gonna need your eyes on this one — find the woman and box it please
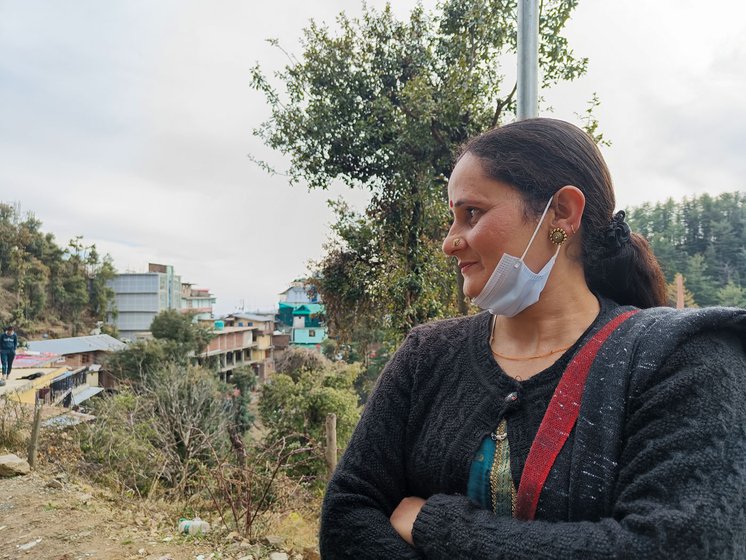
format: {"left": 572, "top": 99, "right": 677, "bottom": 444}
{"left": 319, "top": 118, "right": 746, "bottom": 559}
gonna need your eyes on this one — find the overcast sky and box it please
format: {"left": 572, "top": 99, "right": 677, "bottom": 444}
{"left": 1, "top": 1, "right": 745, "bottom": 314}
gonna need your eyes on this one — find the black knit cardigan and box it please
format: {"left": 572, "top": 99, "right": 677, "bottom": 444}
{"left": 319, "top": 304, "right": 746, "bottom": 559}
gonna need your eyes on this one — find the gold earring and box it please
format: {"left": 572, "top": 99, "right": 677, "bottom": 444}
{"left": 549, "top": 227, "right": 568, "bottom": 246}
{"left": 453, "top": 237, "right": 462, "bottom": 248}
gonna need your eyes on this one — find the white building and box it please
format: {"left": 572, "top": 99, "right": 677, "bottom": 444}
{"left": 107, "top": 263, "right": 182, "bottom": 340}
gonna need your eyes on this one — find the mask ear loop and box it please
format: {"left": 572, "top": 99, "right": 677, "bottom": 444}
{"left": 517, "top": 197, "right": 555, "bottom": 265}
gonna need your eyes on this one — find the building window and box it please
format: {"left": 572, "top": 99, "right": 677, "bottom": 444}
{"left": 238, "top": 322, "right": 244, "bottom": 326}
{"left": 81, "top": 353, "right": 90, "bottom": 364}
{"left": 309, "top": 329, "right": 316, "bottom": 337}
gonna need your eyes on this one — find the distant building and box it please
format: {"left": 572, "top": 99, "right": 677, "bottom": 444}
{"left": 277, "top": 282, "right": 327, "bottom": 350}
{"left": 27, "top": 334, "right": 125, "bottom": 368}
{"left": 279, "top": 282, "right": 320, "bottom": 304}
{"left": 198, "top": 323, "right": 257, "bottom": 382}
{"left": 27, "top": 334, "right": 126, "bottom": 390}
{"left": 0, "top": 352, "right": 107, "bottom": 407}
{"left": 181, "top": 283, "right": 216, "bottom": 321}
{"left": 108, "top": 263, "right": 214, "bottom": 341}
{"left": 223, "top": 313, "right": 276, "bottom": 381}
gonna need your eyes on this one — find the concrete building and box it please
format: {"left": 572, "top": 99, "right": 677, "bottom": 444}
{"left": 108, "top": 263, "right": 190, "bottom": 340}
{"left": 278, "top": 281, "right": 320, "bottom": 305}
{"left": 198, "top": 324, "right": 257, "bottom": 382}
{"left": 223, "top": 313, "right": 276, "bottom": 381}
{"left": 277, "top": 282, "right": 328, "bottom": 350}
{"left": 181, "top": 283, "right": 216, "bottom": 321}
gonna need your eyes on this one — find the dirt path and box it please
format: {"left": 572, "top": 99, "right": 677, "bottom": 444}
{"left": 0, "top": 469, "right": 292, "bottom": 560}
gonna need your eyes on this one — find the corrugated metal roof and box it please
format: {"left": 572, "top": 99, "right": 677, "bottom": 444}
{"left": 71, "top": 386, "right": 105, "bottom": 406}
{"left": 231, "top": 313, "right": 276, "bottom": 322}
{"left": 27, "top": 334, "right": 126, "bottom": 355}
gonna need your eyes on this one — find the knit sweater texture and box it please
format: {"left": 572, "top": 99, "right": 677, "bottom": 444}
{"left": 319, "top": 302, "right": 746, "bottom": 559}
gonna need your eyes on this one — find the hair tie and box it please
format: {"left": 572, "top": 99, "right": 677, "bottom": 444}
{"left": 604, "top": 210, "right": 631, "bottom": 253}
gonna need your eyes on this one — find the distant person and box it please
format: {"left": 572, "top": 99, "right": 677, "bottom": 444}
{"left": 1, "top": 325, "right": 18, "bottom": 382}
{"left": 320, "top": 119, "right": 746, "bottom": 558}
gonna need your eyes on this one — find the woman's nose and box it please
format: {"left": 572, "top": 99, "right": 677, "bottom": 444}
{"left": 442, "top": 232, "right": 464, "bottom": 256}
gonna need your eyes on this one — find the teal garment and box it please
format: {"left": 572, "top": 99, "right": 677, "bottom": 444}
{"left": 467, "top": 435, "right": 496, "bottom": 510}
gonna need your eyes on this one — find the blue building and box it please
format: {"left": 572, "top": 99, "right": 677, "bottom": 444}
{"left": 277, "top": 282, "right": 327, "bottom": 350}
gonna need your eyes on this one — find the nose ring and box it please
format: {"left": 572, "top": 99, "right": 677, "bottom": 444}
{"left": 453, "top": 237, "right": 462, "bottom": 248}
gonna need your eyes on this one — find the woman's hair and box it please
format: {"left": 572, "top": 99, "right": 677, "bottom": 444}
{"left": 460, "top": 118, "right": 667, "bottom": 309}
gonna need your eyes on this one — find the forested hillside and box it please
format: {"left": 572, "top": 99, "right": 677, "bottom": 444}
{"left": 0, "top": 202, "right": 116, "bottom": 338}
{"left": 628, "top": 191, "right": 746, "bottom": 307}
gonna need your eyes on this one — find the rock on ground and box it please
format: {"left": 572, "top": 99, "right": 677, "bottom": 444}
{"left": 0, "top": 453, "right": 30, "bottom": 477}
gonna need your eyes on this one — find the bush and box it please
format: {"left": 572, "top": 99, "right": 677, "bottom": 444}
{"left": 80, "top": 363, "right": 234, "bottom": 495}
{"left": 143, "top": 363, "right": 233, "bottom": 489}
{"left": 0, "top": 396, "right": 31, "bottom": 453}
{"left": 259, "top": 360, "right": 362, "bottom": 479}
{"left": 275, "top": 346, "right": 329, "bottom": 381}
{"left": 79, "top": 390, "right": 165, "bottom": 496}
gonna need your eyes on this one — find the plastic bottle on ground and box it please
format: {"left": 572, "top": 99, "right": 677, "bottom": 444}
{"left": 178, "top": 517, "right": 210, "bottom": 535}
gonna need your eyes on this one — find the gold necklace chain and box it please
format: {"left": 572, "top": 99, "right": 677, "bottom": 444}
{"left": 489, "top": 316, "right": 571, "bottom": 361}
{"left": 491, "top": 346, "right": 571, "bottom": 361}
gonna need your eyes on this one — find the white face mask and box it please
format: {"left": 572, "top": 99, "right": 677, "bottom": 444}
{"left": 472, "top": 197, "right": 559, "bottom": 317}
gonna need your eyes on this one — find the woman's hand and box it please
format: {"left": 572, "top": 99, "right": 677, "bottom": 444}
{"left": 390, "top": 496, "right": 426, "bottom": 546}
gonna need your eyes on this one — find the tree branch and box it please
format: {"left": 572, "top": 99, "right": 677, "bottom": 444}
{"left": 491, "top": 82, "right": 517, "bottom": 128}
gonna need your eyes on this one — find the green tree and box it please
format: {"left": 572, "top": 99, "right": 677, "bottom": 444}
{"left": 105, "top": 339, "right": 170, "bottom": 383}
{"left": 150, "top": 308, "right": 213, "bottom": 354}
{"left": 259, "top": 352, "right": 361, "bottom": 479}
{"left": 230, "top": 366, "right": 257, "bottom": 436}
{"left": 716, "top": 282, "right": 746, "bottom": 308}
{"left": 252, "top": 0, "right": 589, "bottom": 342}
{"left": 89, "top": 255, "right": 117, "bottom": 320}
{"left": 627, "top": 191, "right": 746, "bottom": 307}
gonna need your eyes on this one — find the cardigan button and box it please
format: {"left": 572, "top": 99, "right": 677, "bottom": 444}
{"left": 504, "top": 391, "right": 518, "bottom": 403}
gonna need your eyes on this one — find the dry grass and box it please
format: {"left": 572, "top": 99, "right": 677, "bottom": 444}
{"left": 0, "top": 395, "right": 32, "bottom": 453}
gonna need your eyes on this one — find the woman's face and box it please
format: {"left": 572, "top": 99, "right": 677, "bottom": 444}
{"left": 442, "top": 153, "right": 552, "bottom": 298}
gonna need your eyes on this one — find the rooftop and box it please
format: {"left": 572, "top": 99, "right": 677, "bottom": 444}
{"left": 27, "top": 334, "right": 126, "bottom": 356}
{"left": 12, "top": 352, "right": 62, "bottom": 369}
{"left": 229, "top": 312, "right": 276, "bottom": 322}
{"left": 212, "top": 326, "right": 257, "bottom": 334}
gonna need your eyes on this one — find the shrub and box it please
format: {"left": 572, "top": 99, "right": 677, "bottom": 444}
{"left": 80, "top": 363, "right": 234, "bottom": 495}
{"left": 79, "top": 390, "right": 165, "bottom": 496}
{"left": 0, "top": 396, "right": 31, "bottom": 453}
{"left": 259, "top": 360, "right": 362, "bottom": 479}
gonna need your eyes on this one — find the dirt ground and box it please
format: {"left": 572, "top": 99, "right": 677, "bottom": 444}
{"left": 0, "top": 468, "right": 305, "bottom": 560}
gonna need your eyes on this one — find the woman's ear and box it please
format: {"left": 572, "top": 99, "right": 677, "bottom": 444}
{"left": 552, "top": 186, "right": 585, "bottom": 234}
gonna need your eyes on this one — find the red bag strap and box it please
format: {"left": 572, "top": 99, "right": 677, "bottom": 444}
{"left": 514, "top": 309, "right": 639, "bottom": 521}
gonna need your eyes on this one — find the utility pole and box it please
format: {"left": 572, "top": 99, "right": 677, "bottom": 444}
{"left": 517, "top": 0, "right": 539, "bottom": 120}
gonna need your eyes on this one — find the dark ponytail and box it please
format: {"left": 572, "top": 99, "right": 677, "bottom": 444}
{"left": 460, "top": 118, "right": 667, "bottom": 309}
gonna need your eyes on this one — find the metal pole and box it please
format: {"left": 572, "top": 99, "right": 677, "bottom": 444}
{"left": 517, "top": 0, "right": 539, "bottom": 120}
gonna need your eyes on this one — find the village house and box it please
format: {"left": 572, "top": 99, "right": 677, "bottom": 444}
{"left": 0, "top": 352, "right": 105, "bottom": 408}
{"left": 222, "top": 312, "right": 277, "bottom": 381}
{"left": 197, "top": 322, "right": 257, "bottom": 382}
{"left": 277, "top": 281, "right": 328, "bottom": 350}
